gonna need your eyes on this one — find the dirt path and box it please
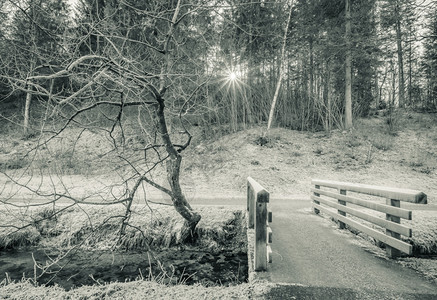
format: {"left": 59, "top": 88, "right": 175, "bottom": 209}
{"left": 263, "top": 198, "right": 437, "bottom": 299}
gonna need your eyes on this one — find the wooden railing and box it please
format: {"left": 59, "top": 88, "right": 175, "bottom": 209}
{"left": 247, "top": 177, "right": 272, "bottom": 271}
{"left": 311, "top": 179, "right": 427, "bottom": 258}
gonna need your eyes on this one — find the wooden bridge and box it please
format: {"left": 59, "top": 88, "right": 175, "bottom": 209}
{"left": 246, "top": 177, "right": 437, "bottom": 299}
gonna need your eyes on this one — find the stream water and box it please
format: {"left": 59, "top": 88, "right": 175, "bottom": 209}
{"left": 0, "top": 247, "right": 248, "bottom": 290}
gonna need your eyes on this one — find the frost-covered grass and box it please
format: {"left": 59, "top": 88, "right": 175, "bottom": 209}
{"left": 0, "top": 279, "right": 263, "bottom": 300}
{"left": 0, "top": 205, "right": 246, "bottom": 253}
{"left": 407, "top": 210, "right": 437, "bottom": 255}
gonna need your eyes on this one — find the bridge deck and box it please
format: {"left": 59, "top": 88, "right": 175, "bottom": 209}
{"left": 191, "top": 196, "right": 437, "bottom": 298}
{"left": 264, "top": 198, "right": 437, "bottom": 299}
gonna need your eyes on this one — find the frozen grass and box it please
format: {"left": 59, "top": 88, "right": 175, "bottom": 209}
{"left": 0, "top": 279, "right": 257, "bottom": 300}
{"left": 0, "top": 205, "right": 246, "bottom": 253}
{"left": 407, "top": 211, "right": 437, "bottom": 255}
{"left": 0, "top": 227, "right": 41, "bottom": 249}
{"left": 397, "top": 257, "right": 437, "bottom": 283}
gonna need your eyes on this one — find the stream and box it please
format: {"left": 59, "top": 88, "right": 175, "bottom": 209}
{"left": 0, "top": 247, "right": 248, "bottom": 290}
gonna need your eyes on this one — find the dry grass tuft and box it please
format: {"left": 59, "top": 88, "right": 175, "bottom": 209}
{"left": 195, "top": 207, "right": 246, "bottom": 252}
{"left": 0, "top": 227, "right": 40, "bottom": 250}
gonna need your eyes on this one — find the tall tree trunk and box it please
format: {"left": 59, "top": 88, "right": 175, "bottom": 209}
{"left": 327, "top": 68, "right": 332, "bottom": 131}
{"left": 344, "top": 0, "right": 353, "bottom": 129}
{"left": 23, "top": 86, "right": 32, "bottom": 135}
{"left": 24, "top": 4, "right": 37, "bottom": 137}
{"left": 266, "top": 2, "right": 293, "bottom": 131}
{"left": 408, "top": 26, "right": 413, "bottom": 106}
{"left": 395, "top": 1, "right": 405, "bottom": 108}
{"left": 309, "top": 36, "right": 314, "bottom": 102}
{"left": 391, "top": 61, "right": 396, "bottom": 107}
{"left": 374, "top": 70, "right": 380, "bottom": 109}
{"left": 246, "top": 23, "right": 254, "bottom": 126}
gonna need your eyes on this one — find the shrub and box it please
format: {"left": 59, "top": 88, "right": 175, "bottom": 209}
{"left": 346, "top": 134, "right": 362, "bottom": 148}
{"left": 0, "top": 227, "right": 41, "bottom": 250}
{"left": 0, "top": 157, "right": 27, "bottom": 171}
{"left": 370, "top": 135, "right": 394, "bottom": 151}
{"left": 254, "top": 136, "right": 269, "bottom": 146}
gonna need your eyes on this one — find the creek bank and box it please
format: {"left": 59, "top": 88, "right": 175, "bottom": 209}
{"left": 0, "top": 205, "right": 248, "bottom": 290}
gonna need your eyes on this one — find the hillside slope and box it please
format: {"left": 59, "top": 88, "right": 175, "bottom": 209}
{"left": 0, "top": 110, "right": 436, "bottom": 204}
{"left": 182, "top": 111, "right": 437, "bottom": 203}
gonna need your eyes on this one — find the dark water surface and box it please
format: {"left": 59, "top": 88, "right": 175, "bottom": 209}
{"left": 0, "top": 248, "right": 248, "bottom": 290}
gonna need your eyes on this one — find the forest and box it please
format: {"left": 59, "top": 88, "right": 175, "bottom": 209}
{"left": 0, "top": 0, "right": 436, "bottom": 135}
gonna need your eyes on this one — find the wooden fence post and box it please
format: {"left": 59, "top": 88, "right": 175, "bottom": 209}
{"left": 338, "top": 189, "right": 347, "bottom": 229}
{"left": 386, "top": 198, "right": 401, "bottom": 258}
{"left": 247, "top": 182, "right": 254, "bottom": 229}
{"left": 313, "top": 185, "right": 320, "bottom": 214}
{"left": 254, "top": 190, "right": 269, "bottom": 271}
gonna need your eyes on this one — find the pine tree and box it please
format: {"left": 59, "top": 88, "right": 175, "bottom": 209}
{"left": 379, "top": 0, "right": 417, "bottom": 108}
{"left": 422, "top": 6, "right": 437, "bottom": 110}
{"left": 7, "top": 0, "right": 70, "bottom": 134}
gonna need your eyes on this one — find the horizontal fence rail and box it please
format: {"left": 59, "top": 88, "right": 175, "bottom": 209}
{"left": 311, "top": 179, "right": 427, "bottom": 258}
{"left": 312, "top": 180, "right": 427, "bottom": 204}
{"left": 247, "top": 177, "right": 272, "bottom": 271}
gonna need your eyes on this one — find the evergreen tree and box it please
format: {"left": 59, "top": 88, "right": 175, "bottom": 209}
{"left": 352, "top": 0, "right": 378, "bottom": 116}
{"left": 6, "top": 0, "right": 70, "bottom": 134}
{"left": 379, "top": 0, "right": 417, "bottom": 108}
{"left": 290, "top": 0, "right": 378, "bottom": 130}
{"left": 422, "top": 6, "right": 437, "bottom": 110}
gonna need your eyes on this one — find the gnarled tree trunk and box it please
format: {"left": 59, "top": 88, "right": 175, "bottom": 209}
{"left": 154, "top": 97, "right": 201, "bottom": 240}
{"left": 151, "top": 0, "right": 201, "bottom": 239}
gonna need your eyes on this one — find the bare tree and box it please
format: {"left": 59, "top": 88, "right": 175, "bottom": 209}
{"left": 0, "top": 0, "right": 213, "bottom": 242}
